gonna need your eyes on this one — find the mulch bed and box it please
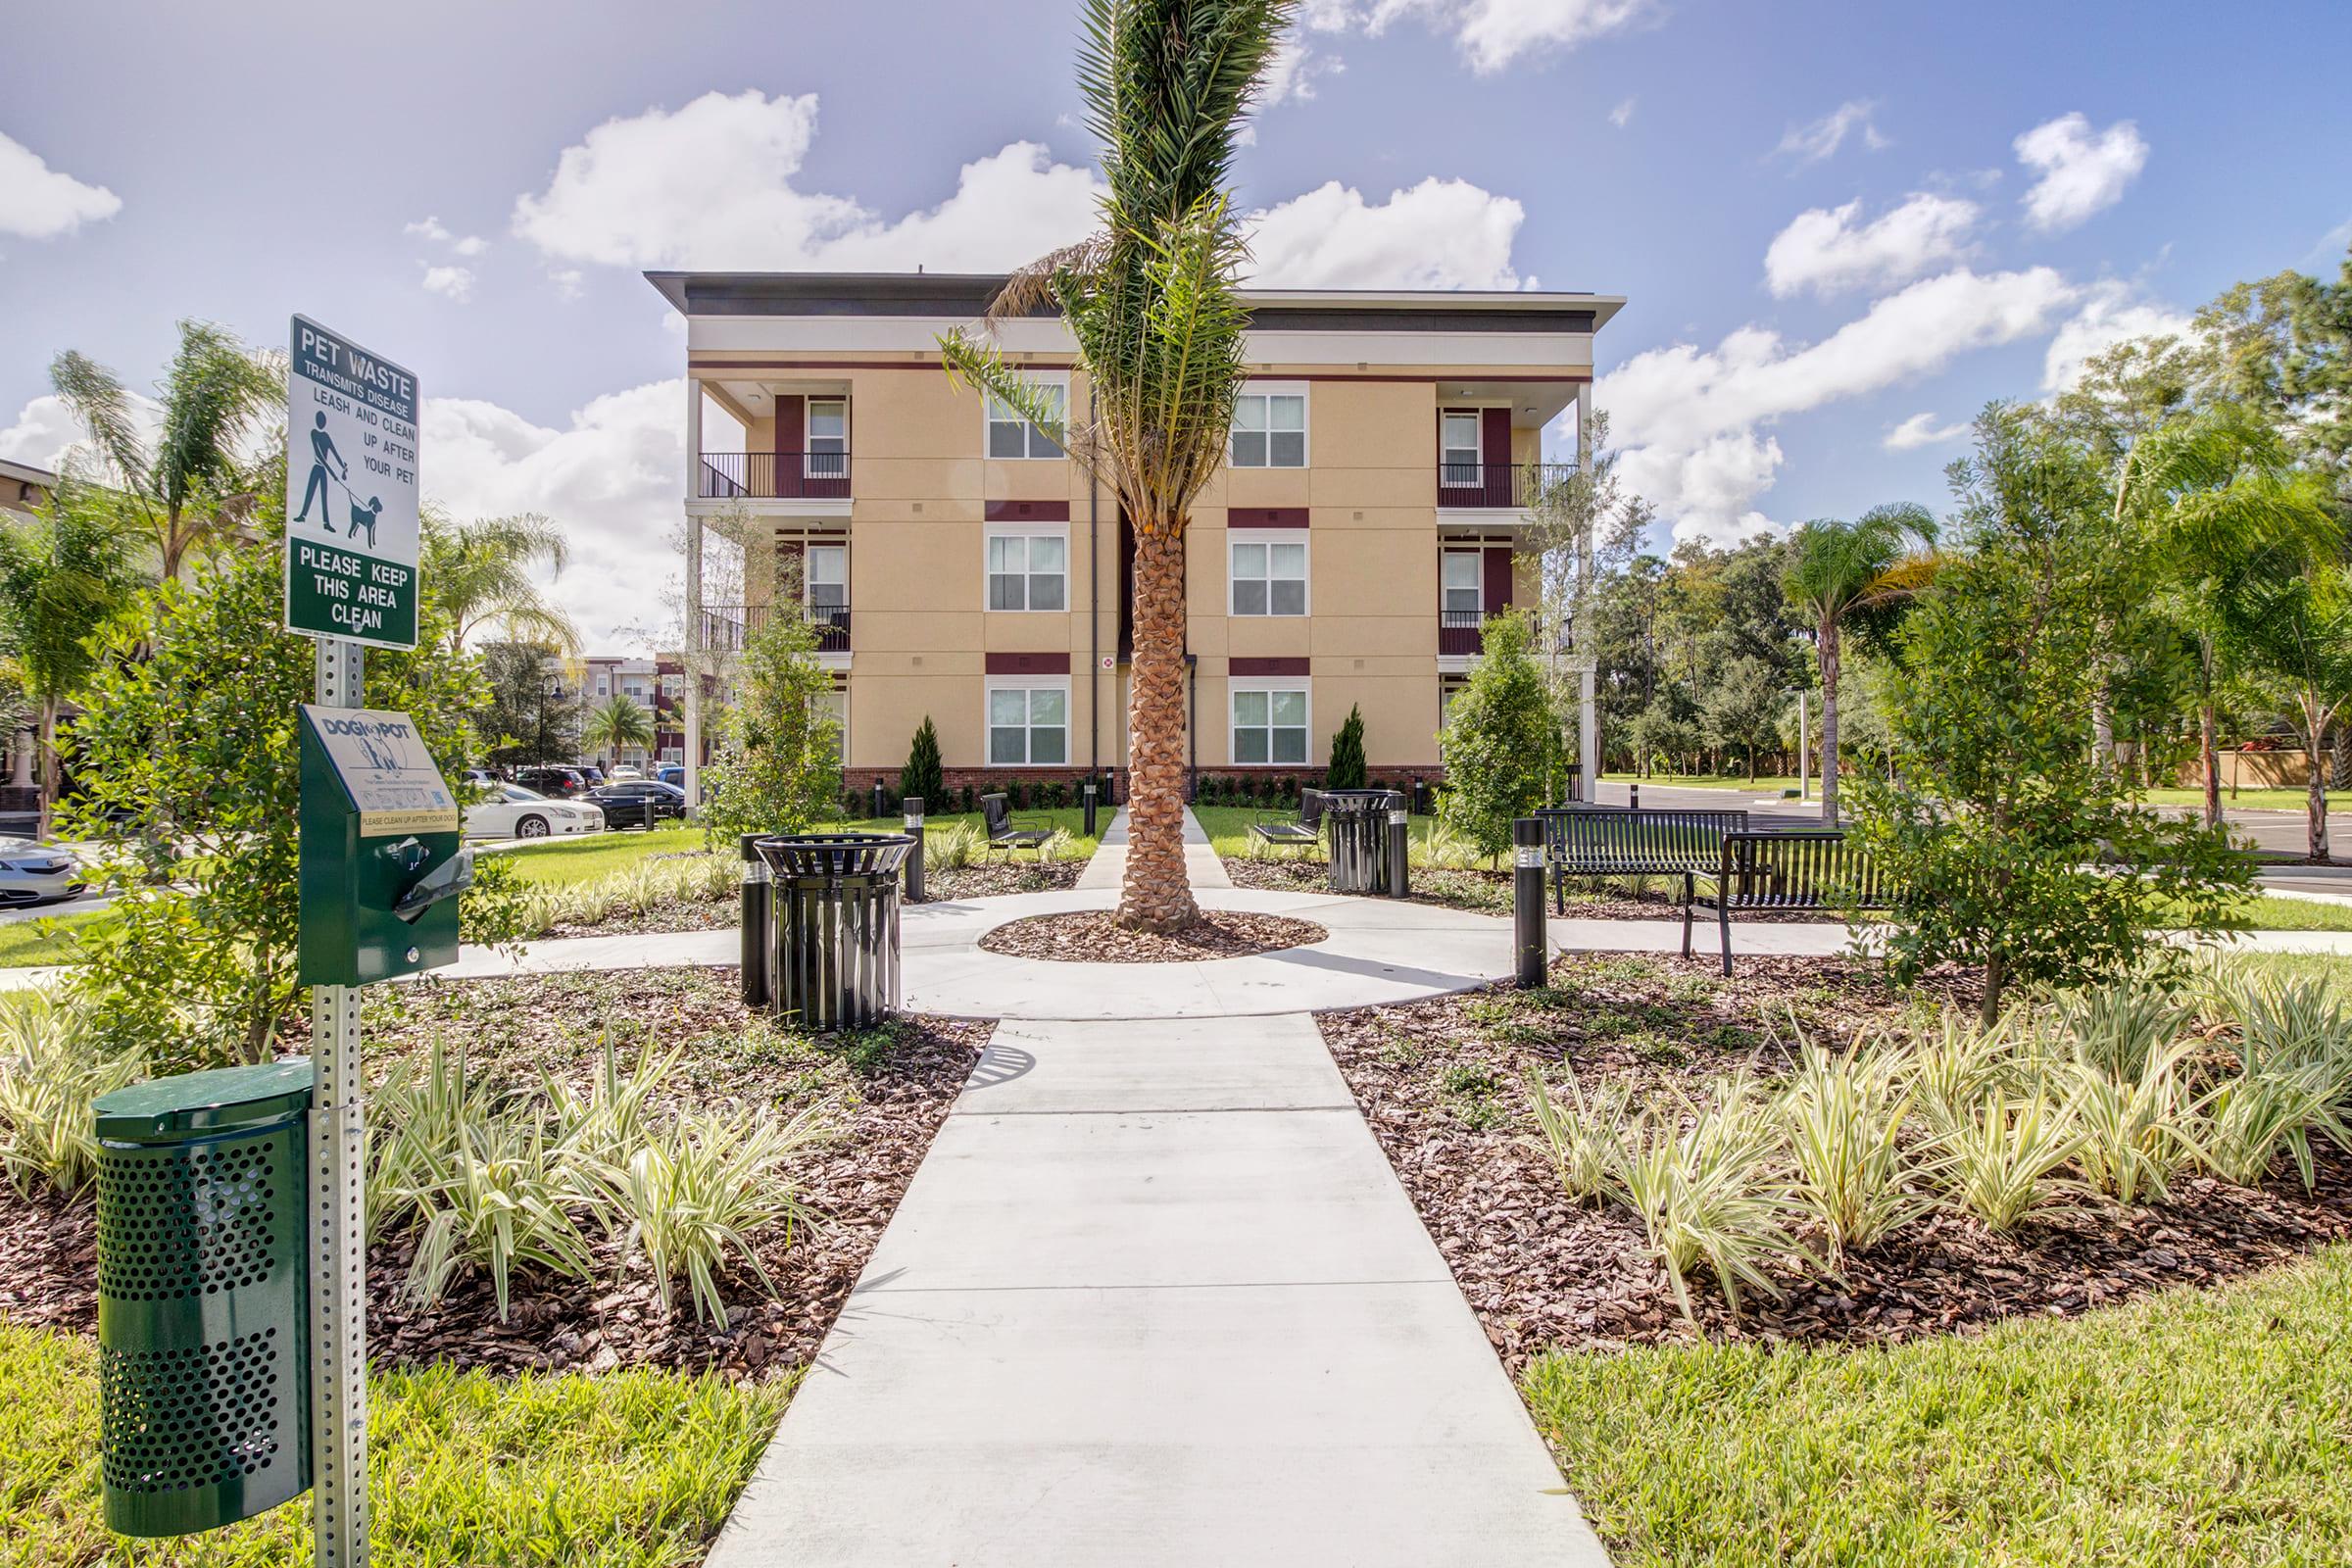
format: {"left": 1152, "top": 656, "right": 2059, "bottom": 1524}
{"left": 1223, "top": 854, "right": 1841, "bottom": 924}
{"left": 913, "top": 858, "right": 1085, "bottom": 901}
{"left": 0, "top": 968, "right": 986, "bottom": 1383}
{"left": 545, "top": 897, "right": 735, "bottom": 939}
{"left": 979, "top": 908, "right": 1329, "bottom": 962}
{"left": 1318, "top": 952, "right": 2352, "bottom": 1368}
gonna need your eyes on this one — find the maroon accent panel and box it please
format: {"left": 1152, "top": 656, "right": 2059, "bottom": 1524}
{"left": 1483, "top": 547, "right": 1513, "bottom": 612}
{"left": 772, "top": 395, "right": 804, "bottom": 460}
{"left": 985, "top": 652, "right": 1072, "bottom": 675}
{"left": 1481, "top": 407, "right": 1512, "bottom": 466}
{"left": 1227, "top": 507, "right": 1308, "bottom": 529}
{"left": 985, "top": 499, "right": 1071, "bottom": 521}
{"left": 1230, "top": 657, "right": 1310, "bottom": 677}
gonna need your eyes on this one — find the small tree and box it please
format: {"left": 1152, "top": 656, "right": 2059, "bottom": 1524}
{"left": 699, "top": 612, "right": 840, "bottom": 847}
{"left": 1326, "top": 704, "right": 1367, "bottom": 791}
{"left": 901, "top": 715, "right": 945, "bottom": 809}
{"left": 60, "top": 522, "right": 483, "bottom": 1066}
{"left": 1698, "top": 656, "right": 1784, "bottom": 781}
{"left": 1847, "top": 407, "right": 2251, "bottom": 1025}
{"left": 582, "top": 692, "right": 655, "bottom": 766}
{"left": 2219, "top": 549, "right": 2352, "bottom": 860}
{"left": 1438, "top": 612, "right": 1554, "bottom": 858}
{"left": 476, "top": 640, "right": 582, "bottom": 766}
{"left": 0, "top": 483, "right": 141, "bottom": 837}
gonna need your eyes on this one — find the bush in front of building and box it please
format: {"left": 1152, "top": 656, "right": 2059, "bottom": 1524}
{"left": 1437, "top": 611, "right": 1557, "bottom": 861}
{"left": 700, "top": 612, "right": 840, "bottom": 849}
{"left": 900, "top": 716, "right": 945, "bottom": 810}
{"left": 1327, "top": 705, "right": 1368, "bottom": 791}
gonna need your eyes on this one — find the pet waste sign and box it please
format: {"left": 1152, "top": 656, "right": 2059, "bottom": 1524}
{"left": 283, "top": 316, "right": 420, "bottom": 649}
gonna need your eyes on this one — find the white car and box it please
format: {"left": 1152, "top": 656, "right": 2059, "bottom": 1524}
{"left": 464, "top": 785, "right": 606, "bottom": 842}
{"left": 607, "top": 763, "right": 645, "bottom": 782}
{"left": 0, "top": 839, "right": 87, "bottom": 906}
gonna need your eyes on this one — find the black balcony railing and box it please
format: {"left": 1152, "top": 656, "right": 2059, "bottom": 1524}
{"left": 699, "top": 451, "right": 851, "bottom": 500}
{"left": 1437, "top": 460, "right": 1575, "bottom": 509}
{"left": 1439, "top": 607, "right": 1487, "bottom": 658}
{"left": 811, "top": 605, "right": 851, "bottom": 654}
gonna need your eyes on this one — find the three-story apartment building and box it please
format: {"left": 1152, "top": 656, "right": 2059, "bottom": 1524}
{"left": 648, "top": 271, "right": 1620, "bottom": 799}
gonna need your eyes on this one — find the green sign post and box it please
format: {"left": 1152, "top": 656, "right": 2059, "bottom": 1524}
{"left": 284, "top": 317, "right": 419, "bottom": 651}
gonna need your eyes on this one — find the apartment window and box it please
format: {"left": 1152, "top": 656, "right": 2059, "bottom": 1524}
{"left": 986, "top": 529, "right": 1067, "bottom": 612}
{"left": 1442, "top": 551, "right": 1482, "bottom": 616}
{"left": 1232, "top": 684, "right": 1308, "bottom": 765}
{"left": 1231, "top": 386, "right": 1306, "bottom": 467}
{"left": 1230, "top": 533, "right": 1307, "bottom": 616}
{"left": 985, "top": 375, "right": 1067, "bottom": 459}
{"left": 808, "top": 545, "right": 847, "bottom": 612}
{"left": 807, "top": 399, "right": 848, "bottom": 477}
{"left": 988, "top": 680, "right": 1069, "bottom": 765}
{"left": 814, "top": 686, "right": 848, "bottom": 764}
{"left": 1440, "top": 410, "right": 1483, "bottom": 484}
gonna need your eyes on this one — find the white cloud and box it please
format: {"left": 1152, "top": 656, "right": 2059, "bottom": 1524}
{"left": 420, "top": 264, "right": 475, "bottom": 303}
{"left": 422, "top": 380, "right": 685, "bottom": 649}
{"left": 1883, "top": 412, "right": 1971, "bottom": 451}
{"left": 1608, "top": 96, "right": 1636, "bottom": 128}
{"left": 0, "top": 131, "right": 121, "bottom": 240}
{"left": 1261, "top": 39, "right": 1343, "bottom": 105}
{"left": 1246, "top": 177, "right": 1528, "bottom": 289}
{"left": 512, "top": 91, "right": 1102, "bottom": 272}
{"left": 407, "top": 215, "right": 490, "bottom": 256}
{"left": 2041, "top": 281, "right": 2192, "bottom": 392}
{"left": 2013, "top": 113, "right": 2146, "bottom": 232}
{"left": 1763, "top": 193, "right": 1979, "bottom": 298}
{"left": 1598, "top": 266, "right": 2079, "bottom": 541}
{"left": 1774, "top": 100, "right": 1887, "bottom": 165}
{"left": 1307, "top": 0, "right": 1656, "bottom": 73}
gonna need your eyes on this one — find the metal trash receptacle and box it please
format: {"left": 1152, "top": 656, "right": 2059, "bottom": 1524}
{"left": 755, "top": 832, "right": 915, "bottom": 1030}
{"left": 92, "top": 1060, "right": 315, "bottom": 1538}
{"left": 1322, "top": 789, "right": 1404, "bottom": 895}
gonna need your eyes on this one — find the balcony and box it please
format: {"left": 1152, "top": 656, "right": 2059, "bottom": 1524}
{"left": 811, "top": 605, "right": 851, "bottom": 655}
{"left": 1437, "top": 461, "right": 1575, "bottom": 511}
{"left": 698, "top": 451, "right": 851, "bottom": 501}
{"left": 1439, "top": 608, "right": 1487, "bottom": 658}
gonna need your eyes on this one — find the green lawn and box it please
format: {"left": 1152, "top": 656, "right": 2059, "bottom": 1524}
{"left": 1524, "top": 1246, "right": 2352, "bottom": 1568}
{"left": 837, "top": 808, "right": 1102, "bottom": 860}
{"left": 1598, "top": 772, "right": 2333, "bottom": 814}
{"left": 493, "top": 823, "right": 709, "bottom": 888}
{"left": 1194, "top": 804, "right": 1450, "bottom": 861}
{"left": 0, "top": 909, "right": 98, "bottom": 968}
{"left": 0, "top": 1321, "right": 789, "bottom": 1567}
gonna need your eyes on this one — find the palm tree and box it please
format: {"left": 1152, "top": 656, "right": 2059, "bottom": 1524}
{"left": 420, "top": 511, "right": 580, "bottom": 656}
{"left": 1783, "top": 504, "right": 1936, "bottom": 825}
{"left": 582, "top": 693, "right": 656, "bottom": 768}
{"left": 0, "top": 483, "right": 142, "bottom": 836}
{"left": 941, "top": 0, "right": 1294, "bottom": 932}
{"left": 48, "top": 320, "right": 281, "bottom": 580}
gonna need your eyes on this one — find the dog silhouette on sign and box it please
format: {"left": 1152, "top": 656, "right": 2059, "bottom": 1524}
{"left": 348, "top": 495, "right": 382, "bottom": 550}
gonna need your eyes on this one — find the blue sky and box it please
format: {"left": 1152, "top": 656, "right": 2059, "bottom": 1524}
{"left": 5, "top": 0, "right": 2349, "bottom": 646}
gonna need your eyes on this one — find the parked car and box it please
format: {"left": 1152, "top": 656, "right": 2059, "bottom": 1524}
{"left": 583, "top": 781, "right": 687, "bottom": 830}
{"left": 463, "top": 785, "right": 605, "bottom": 841}
{"left": 607, "top": 763, "right": 646, "bottom": 782}
{"left": 0, "top": 840, "right": 87, "bottom": 906}
{"left": 655, "top": 764, "right": 684, "bottom": 789}
{"left": 575, "top": 764, "right": 608, "bottom": 787}
{"left": 514, "top": 765, "right": 592, "bottom": 798}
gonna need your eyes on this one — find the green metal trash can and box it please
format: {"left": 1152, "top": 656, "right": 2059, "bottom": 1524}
{"left": 92, "top": 1060, "right": 315, "bottom": 1538}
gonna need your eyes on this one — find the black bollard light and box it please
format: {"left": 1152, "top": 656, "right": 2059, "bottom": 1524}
{"left": 1512, "top": 816, "right": 1546, "bottom": 987}
{"left": 903, "top": 796, "right": 925, "bottom": 902}
{"left": 739, "top": 832, "right": 770, "bottom": 1009}
{"left": 870, "top": 779, "right": 885, "bottom": 820}
{"left": 1629, "top": 781, "right": 1641, "bottom": 811}
{"left": 1386, "top": 794, "right": 1410, "bottom": 900}
{"left": 1083, "top": 780, "right": 1099, "bottom": 839}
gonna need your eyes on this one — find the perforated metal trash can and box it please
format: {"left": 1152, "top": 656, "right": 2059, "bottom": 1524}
{"left": 755, "top": 832, "right": 915, "bottom": 1030}
{"left": 92, "top": 1060, "right": 314, "bottom": 1538}
{"left": 1323, "top": 789, "right": 1404, "bottom": 895}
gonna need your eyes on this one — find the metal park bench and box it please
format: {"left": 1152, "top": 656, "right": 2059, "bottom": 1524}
{"left": 1536, "top": 807, "right": 1750, "bottom": 914}
{"left": 1248, "top": 788, "right": 1326, "bottom": 856}
{"left": 979, "top": 792, "right": 1055, "bottom": 862}
{"left": 1685, "top": 830, "right": 1892, "bottom": 975}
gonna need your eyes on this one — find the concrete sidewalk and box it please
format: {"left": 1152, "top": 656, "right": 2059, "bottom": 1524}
{"left": 703, "top": 1014, "right": 1608, "bottom": 1568}
{"left": 1075, "top": 806, "right": 1232, "bottom": 891}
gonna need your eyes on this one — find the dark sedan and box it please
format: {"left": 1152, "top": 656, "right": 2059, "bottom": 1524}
{"left": 582, "top": 781, "right": 688, "bottom": 830}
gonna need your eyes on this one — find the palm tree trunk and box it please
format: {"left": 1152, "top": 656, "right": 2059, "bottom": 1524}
{"left": 1818, "top": 615, "right": 1841, "bottom": 827}
{"left": 2198, "top": 639, "right": 2222, "bottom": 833}
{"left": 2303, "top": 694, "right": 2331, "bottom": 864}
{"left": 1121, "top": 526, "right": 1199, "bottom": 932}
{"left": 36, "top": 697, "right": 57, "bottom": 842}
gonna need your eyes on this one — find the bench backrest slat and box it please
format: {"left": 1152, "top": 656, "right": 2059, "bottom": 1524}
{"left": 1717, "top": 830, "right": 1889, "bottom": 908}
{"left": 1536, "top": 807, "right": 1749, "bottom": 872}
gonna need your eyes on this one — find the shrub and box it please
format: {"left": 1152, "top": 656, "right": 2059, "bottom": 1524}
{"left": 1526, "top": 1065, "right": 1633, "bottom": 1206}
{"left": 900, "top": 716, "right": 945, "bottom": 811}
{"left": 1776, "top": 1038, "right": 1935, "bottom": 1264}
{"left": 926, "top": 821, "right": 985, "bottom": 871}
{"left": 1327, "top": 705, "right": 1368, "bottom": 791}
{"left": 404, "top": 1112, "right": 599, "bottom": 1321}
{"left": 700, "top": 612, "right": 841, "bottom": 848}
{"left": 2059, "top": 1041, "right": 2200, "bottom": 1206}
{"left": 600, "top": 1107, "right": 823, "bottom": 1325}
{"left": 1614, "top": 1085, "right": 1804, "bottom": 1321}
{"left": 958, "top": 783, "right": 976, "bottom": 814}
{"left": 1929, "top": 1089, "right": 2086, "bottom": 1233}
{"left": 0, "top": 994, "right": 143, "bottom": 1198}
{"left": 1439, "top": 612, "right": 1557, "bottom": 858}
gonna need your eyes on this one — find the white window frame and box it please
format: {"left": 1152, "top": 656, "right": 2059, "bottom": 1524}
{"left": 806, "top": 544, "right": 848, "bottom": 611}
{"left": 1440, "top": 409, "right": 1483, "bottom": 485}
{"left": 984, "top": 525, "right": 1070, "bottom": 613}
{"left": 1230, "top": 681, "right": 1311, "bottom": 767}
{"left": 1229, "top": 382, "right": 1309, "bottom": 468}
{"left": 813, "top": 685, "right": 849, "bottom": 765}
{"left": 1441, "top": 549, "right": 1483, "bottom": 616}
{"left": 1228, "top": 529, "right": 1309, "bottom": 617}
{"left": 986, "top": 677, "right": 1071, "bottom": 767}
{"left": 805, "top": 397, "right": 849, "bottom": 478}
{"left": 983, "top": 372, "right": 1069, "bottom": 460}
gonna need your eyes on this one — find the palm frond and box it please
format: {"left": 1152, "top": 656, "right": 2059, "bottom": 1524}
{"left": 46, "top": 350, "right": 152, "bottom": 497}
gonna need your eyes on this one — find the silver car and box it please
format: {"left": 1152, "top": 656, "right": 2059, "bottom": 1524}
{"left": 0, "top": 839, "right": 86, "bottom": 906}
